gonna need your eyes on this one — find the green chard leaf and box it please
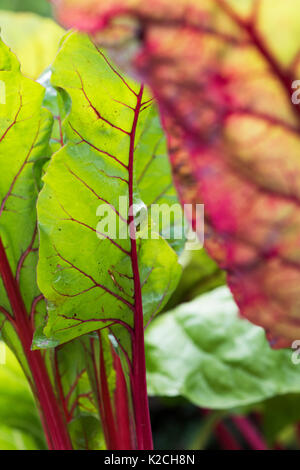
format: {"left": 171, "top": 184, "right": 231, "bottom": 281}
{"left": 38, "top": 67, "right": 69, "bottom": 156}
{"left": 37, "top": 33, "right": 183, "bottom": 450}
{"left": 37, "top": 32, "right": 182, "bottom": 352}
{"left": 49, "top": 0, "right": 300, "bottom": 349}
{"left": 0, "top": 37, "right": 52, "bottom": 377}
{"left": 146, "top": 287, "right": 300, "bottom": 410}
{"left": 0, "top": 11, "right": 63, "bottom": 80}
{"left": 135, "top": 105, "right": 186, "bottom": 254}
{"left": 0, "top": 37, "right": 102, "bottom": 450}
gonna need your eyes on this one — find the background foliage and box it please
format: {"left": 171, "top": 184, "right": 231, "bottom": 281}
{"left": 0, "top": 0, "right": 51, "bottom": 16}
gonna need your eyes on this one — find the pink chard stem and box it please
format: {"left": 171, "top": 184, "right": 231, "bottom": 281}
{"left": 232, "top": 416, "right": 268, "bottom": 450}
{"left": 128, "top": 85, "right": 153, "bottom": 450}
{"left": 0, "top": 238, "right": 72, "bottom": 450}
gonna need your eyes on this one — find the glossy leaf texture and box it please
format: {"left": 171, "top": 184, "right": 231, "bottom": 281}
{"left": 146, "top": 287, "right": 300, "bottom": 409}
{"left": 51, "top": 0, "right": 300, "bottom": 348}
{"left": 37, "top": 32, "right": 182, "bottom": 351}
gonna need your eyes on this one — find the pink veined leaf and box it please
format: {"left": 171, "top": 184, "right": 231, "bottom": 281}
{"left": 37, "top": 33, "right": 182, "bottom": 449}
{"left": 0, "top": 38, "right": 73, "bottom": 449}
{"left": 51, "top": 0, "right": 300, "bottom": 348}
{"left": 0, "top": 41, "right": 104, "bottom": 450}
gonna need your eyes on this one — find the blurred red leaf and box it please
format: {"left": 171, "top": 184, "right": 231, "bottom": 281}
{"left": 51, "top": 0, "right": 300, "bottom": 348}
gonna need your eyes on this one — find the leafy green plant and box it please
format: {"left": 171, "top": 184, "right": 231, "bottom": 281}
{"left": 146, "top": 287, "right": 300, "bottom": 409}
{"left": 1, "top": 1, "right": 300, "bottom": 451}
{"left": 0, "top": 25, "right": 183, "bottom": 449}
{"left": 50, "top": 0, "right": 300, "bottom": 349}
{"left": 37, "top": 31, "right": 183, "bottom": 449}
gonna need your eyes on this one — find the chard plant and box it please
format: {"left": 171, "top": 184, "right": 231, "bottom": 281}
{"left": 0, "top": 28, "right": 182, "bottom": 450}
{"left": 51, "top": 0, "right": 300, "bottom": 348}
{"left": 1, "top": 0, "right": 300, "bottom": 451}
{"left": 37, "top": 32, "right": 183, "bottom": 450}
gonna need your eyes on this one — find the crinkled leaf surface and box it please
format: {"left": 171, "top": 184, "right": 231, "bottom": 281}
{"left": 37, "top": 32, "right": 182, "bottom": 352}
{"left": 51, "top": 0, "right": 300, "bottom": 348}
{"left": 146, "top": 287, "right": 300, "bottom": 409}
